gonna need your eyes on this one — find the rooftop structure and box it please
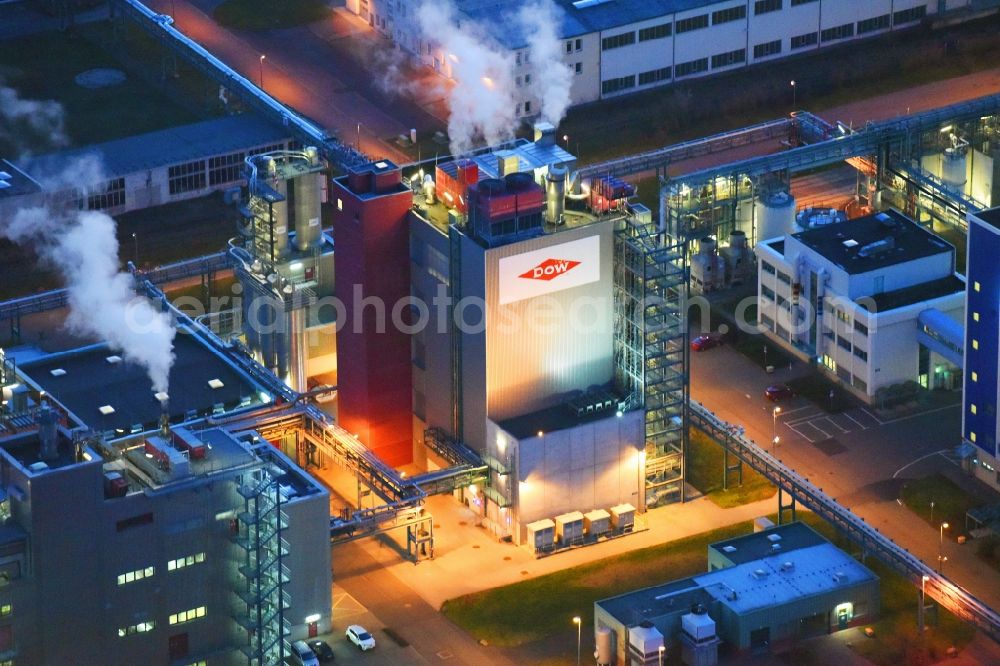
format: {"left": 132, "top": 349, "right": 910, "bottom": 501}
{"left": 595, "top": 522, "right": 879, "bottom": 660}
{"left": 16, "top": 333, "right": 268, "bottom": 435}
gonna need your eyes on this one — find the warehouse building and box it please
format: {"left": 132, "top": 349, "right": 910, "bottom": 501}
{"left": 962, "top": 207, "right": 1000, "bottom": 492}
{"left": 0, "top": 330, "right": 331, "bottom": 665}
{"left": 350, "top": 0, "right": 984, "bottom": 119}
{"left": 755, "top": 209, "right": 965, "bottom": 401}
{"left": 594, "top": 522, "right": 879, "bottom": 664}
{"left": 15, "top": 115, "right": 294, "bottom": 216}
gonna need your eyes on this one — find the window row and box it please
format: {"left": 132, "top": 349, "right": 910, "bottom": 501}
{"left": 118, "top": 566, "right": 154, "bottom": 586}
{"left": 169, "top": 606, "right": 207, "bottom": 626}
{"left": 601, "top": 75, "right": 636, "bottom": 95}
{"left": 167, "top": 552, "right": 206, "bottom": 571}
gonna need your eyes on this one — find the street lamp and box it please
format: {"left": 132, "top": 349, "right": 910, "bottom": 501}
{"left": 563, "top": 134, "right": 569, "bottom": 148}
{"left": 920, "top": 574, "right": 929, "bottom": 632}
{"left": 930, "top": 500, "right": 935, "bottom": 525}
{"left": 131, "top": 232, "right": 138, "bottom": 267}
{"left": 772, "top": 435, "right": 780, "bottom": 455}
{"left": 790, "top": 80, "right": 796, "bottom": 109}
{"left": 259, "top": 54, "right": 266, "bottom": 90}
{"left": 357, "top": 122, "right": 362, "bottom": 152}
{"left": 772, "top": 406, "right": 782, "bottom": 442}
{"left": 658, "top": 644, "right": 665, "bottom": 666}
{"left": 939, "top": 522, "right": 949, "bottom": 572}
{"left": 572, "top": 616, "right": 581, "bottom": 666}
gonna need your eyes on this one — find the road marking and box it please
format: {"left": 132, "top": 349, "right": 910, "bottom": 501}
{"left": 788, "top": 422, "right": 824, "bottom": 443}
{"left": 876, "top": 403, "right": 961, "bottom": 425}
{"left": 843, "top": 412, "right": 869, "bottom": 430}
{"left": 937, "top": 450, "right": 960, "bottom": 468}
{"left": 820, "top": 416, "right": 850, "bottom": 433}
{"left": 860, "top": 408, "right": 886, "bottom": 425}
{"left": 891, "top": 449, "right": 952, "bottom": 478}
{"left": 785, "top": 410, "right": 825, "bottom": 426}
{"left": 777, "top": 405, "right": 816, "bottom": 417}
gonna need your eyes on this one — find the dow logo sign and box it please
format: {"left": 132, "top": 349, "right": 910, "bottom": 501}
{"left": 519, "top": 258, "right": 581, "bottom": 281}
{"left": 498, "top": 235, "right": 601, "bottom": 304}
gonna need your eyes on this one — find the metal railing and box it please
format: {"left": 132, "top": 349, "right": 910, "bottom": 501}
{"left": 689, "top": 398, "right": 1000, "bottom": 643}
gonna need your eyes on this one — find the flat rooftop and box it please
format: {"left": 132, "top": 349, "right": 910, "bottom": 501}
{"left": 858, "top": 274, "right": 965, "bottom": 312}
{"left": 971, "top": 207, "right": 1000, "bottom": 231}
{"left": 0, "top": 429, "right": 79, "bottom": 472}
{"left": 24, "top": 115, "right": 290, "bottom": 178}
{"left": 20, "top": 334, "right": 265, "bottom": 434}
{"left": 709, "top": 521, "right": 826, "bottom": 565}
{"left": 791, "top": 209, "right": 953, "bottom": 274}
{"left": 497, "top": 393, "right": 628, "bottom": 440}
{"left": 598, "top": 575, "right": 715, "bottom": 625}
{"left": 695, "top": 542, "right": 877, "bottom": 615}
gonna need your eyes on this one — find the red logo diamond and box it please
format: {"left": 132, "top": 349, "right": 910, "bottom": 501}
{"left": 519, "top": 258, "right": 581, "bottom": 281}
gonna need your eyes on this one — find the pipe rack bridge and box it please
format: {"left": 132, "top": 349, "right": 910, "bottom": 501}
{"left": 689, "top": 399, "right": 1000, "bottom": 644}
{"left": 112, "top": 0, "right": 368, "bottom": 170}
{"left": 576, "top": 112, "right": 834, "bottom": 181}
{"left": 0, "top": 252, "right": 228, "bottom": 324}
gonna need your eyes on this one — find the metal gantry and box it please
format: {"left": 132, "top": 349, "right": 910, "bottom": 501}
{"left": 234, "top": 468, "right": 289, "bottom": 665}
{"left": 615, "top": 206, "right": 688, "bottom": 507}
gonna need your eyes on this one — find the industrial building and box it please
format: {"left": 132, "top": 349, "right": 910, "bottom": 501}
{"left": 10, "top": 115, "right": 293, "bottom": 216}
{"left": 963, "top": 206, "right": 1000, "bottom": 492}
{"left": 351, "top": 0, "right": 990, "bottom": 118}
{"left": 0, "top": 325, "right": 332, "bottom": 664}
{"left": 325, "top": 123, "right": 686, "bottom": 543}
{"left": 594, "top": 521, "right": 879, "bottom": 664}
{"left": 755, "top": 209, "right": 966, "bottom": 400}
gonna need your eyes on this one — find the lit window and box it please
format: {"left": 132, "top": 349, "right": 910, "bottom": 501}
{"left": 336, "top": 198, "right": 343, "bottom": 211}
{"left": 169, "top": 606, "right": 207, "bottom": 626}
{"left": 971, "top": 404, "right": 978, "bottom": 415}
{"left": 973, "top": 312, "right": 980, "bottom": 322}
{"left": 118, "top": 621, "right": 155, "bottom": 637}
{"left": 117, "top": 566, "right": 155, "bottom": 586}
{"left": 974, "top": 281, "right": 981, "bottom": 292}
{"left": 0, "top": 603, "right": 10, "bottom": 616}
{"left": 973, "top": 339, "right": 980, "bottom": 350}
{"left": 972, "top": 372, "right": 979, "bottom": 382}
{"left": 167, "top": 552, "right": 206, "bottom": 571}
{"left": 971, "top": 432, "right": 977, "bottom": 443}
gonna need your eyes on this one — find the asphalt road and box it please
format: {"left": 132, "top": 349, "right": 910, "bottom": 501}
{"left": 689, "top": 338, "right": 1000, "bottom": 613}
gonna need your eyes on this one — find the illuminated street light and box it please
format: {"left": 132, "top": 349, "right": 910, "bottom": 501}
{"left": 573, "top": 616, "right": 581, "bottom": 666}
{"left": 772, "top": 436, "right": 780, "bottom": 455}
{"left": 658, "top": 644, "right": 665, "bottom": 666}
{"left": 772, "top": 406, "right": 781, "bottom": 443}
{"left": 259, "top": 54, "right": 266, "bottom": 90}
{"left": 920, "top": 574, "right": 929, "bottom": 632}
{"left": 939, "top": 522, "right": 950, "bottom": 572}
{"left": 790, "top": 80, "right": 796, "bottom": 109}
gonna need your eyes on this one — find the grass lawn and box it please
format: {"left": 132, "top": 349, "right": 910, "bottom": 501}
{"left": 0, "top": 30, "right": 203, "bottom": 153}
{"left": 564, "top": 15, "right": 1000, "bottom": 164}
{"left": 900, "top": 474, "right": 978, "bottom": 535}
{"left": 686, "top": 427, "right": 776, "bottom": 508}
{"left": 214, "top": 0, "right": 332, "bottom": 31}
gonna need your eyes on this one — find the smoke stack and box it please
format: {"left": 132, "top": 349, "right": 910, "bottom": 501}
{"left": 159, "top": 410, "right": 170, "bottom": 438}
{"left": 37, "top": 404, "right": 58, "bottom": 461}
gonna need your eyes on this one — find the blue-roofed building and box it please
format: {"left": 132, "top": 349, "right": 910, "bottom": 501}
{"left": 347, "top": 0, "right": 971, "bottom": 120}
{"left": 963, "top": 207, "right": 1000, "bottom": 492}
{"left": 18, "top": 114, "right": 294, "bottom": 215}
{"left": 595, "top": 522, "right": 879, "bottom": 662}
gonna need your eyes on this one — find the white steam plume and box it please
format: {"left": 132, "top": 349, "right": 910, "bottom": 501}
{"left": 0, "top": 86, "right": 69, "bottom": 156}
{"left": 417, "top": 0, "right": 517, "bottom": 155}
{"left": 518, "top": 0, "right": 572, "bottom": 127}
{"left": 1, "top": 162, "right": 176, "bottom": 393}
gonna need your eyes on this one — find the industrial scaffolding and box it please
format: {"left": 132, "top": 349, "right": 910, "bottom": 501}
{"left": 615, "top": 207, "right": 688, "bottom": 507}
{"left": 234, "top": 468, "right": 289, "bottom": 666}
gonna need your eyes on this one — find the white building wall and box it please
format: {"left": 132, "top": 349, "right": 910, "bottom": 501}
{"left": 510, "top": 410, "right": 644, "bottom": 544}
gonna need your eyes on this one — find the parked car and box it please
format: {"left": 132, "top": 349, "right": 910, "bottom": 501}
{"left": 346, "top": 624, "right": 376, "bottom": 651}
{"left": 290, "top": 640, "right": 320, "bottom": 666}
{"left": 308, "top": 639, "right": 335, "bottom": 662}
{"left": 690, "top": 334, "right": 722, "bottom": 352}
{"left": 764, "top": 384, "right": 794, "bottom": 401}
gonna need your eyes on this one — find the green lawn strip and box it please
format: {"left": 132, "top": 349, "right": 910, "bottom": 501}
{"left": 214, "top": 0, "right": 332, "bottom": 31}
{"left": 899, "top": 474, "right": 978, "bottom": 535}
{"left": 0, "top": 29, "right": 203, "bottom": 151}
{"left": 687, "top": 428, "right": 776, "bottom": 509}
{"left": 441, "top": 522, "right": 751, "bottom": 647}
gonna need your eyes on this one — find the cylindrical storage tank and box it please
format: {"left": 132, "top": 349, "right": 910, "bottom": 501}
{"left": 942, "top": 148, "right": 967, "bottom": 190}
{"left": 730, "top": 229, "right": 747, "bottom": 251}
{"left": 754, "top": 190, "right": 796, "bottom": 244}
{"left": 423, "top": 174, "right": 435, "bottom": 205}
{"left": 304, "top": 145, "right": 320, "bottom": 167}
{"left": 596, "top": 626, "right": 613, "bottom": 666}
{"left": 293, "top": 172, "right": 323, "bottom": 252}
{"left": 698, "top": 237, "right": 716, "bottom": 256}
{"left": 735, "top": 198, "right": 755, "bottom": 236}
{"left": 37, "top": 405, "right": 59, "bottom": 461}
{"left": 546, "top": 164, "right": 567, "bottom": 225}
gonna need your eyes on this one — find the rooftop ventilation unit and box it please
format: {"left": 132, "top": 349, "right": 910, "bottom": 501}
{"left": 722, "top": 545, "right": 737, "bottom": 553}
{"left": 857, "top": 236, "right": 895, "bottom": 258}
{"left": 49, "top": 368, "right": 66, "bottom": 377}
{"left": 842, "top": 239, "right": 859, "bottom": 248}
{"left": 767, "top": 533, "right": 782, "bottom": 542}
{"left": 105, "top": 355, "right": 122, "bottom": 365}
